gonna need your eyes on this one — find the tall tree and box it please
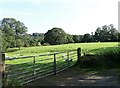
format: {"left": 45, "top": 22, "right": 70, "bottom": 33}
{"left": 66, "top": 34, "right": 74, "bottom": 43}
{"left": 22, "top": 33, "right": 31, "bottom": 47}
{"left": 108, "top": 24, "right": 118, "bottom": 42}
{"left": 44, "top": 27, "right": 67, "bottom": 45}
{"left": 32, "top": 33, "right": 44, "bottom": 45}
{"left": 0, "top": 18, "right": 14, "bottom": 48}
{"left": 94, "top": 24, "right": 118, "bottom": 42}
{"left": 0, "top": 18, "right": 28, "bottom": 49}
{"left": 72, "top": 35, "right": 80, "bottom": 43}
{"left": 94, "top": 27, "right": 101, "bottom": 42}
{"left": 82, "top": 33, "right": 92, "bottom": 42}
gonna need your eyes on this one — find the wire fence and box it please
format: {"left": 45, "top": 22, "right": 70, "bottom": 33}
{"left": 1, "top": 48, "right": 81, "bottom": 86}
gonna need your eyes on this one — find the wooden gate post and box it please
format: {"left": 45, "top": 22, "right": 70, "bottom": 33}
{"left": 53, "top": 54, "right": 56, "bottom": 75}
{"left": 67, "top": 51, "right": 70, "bottom": 68}
{"left": 0, "top": 53, "right": 2, "bottom": 88}
{"left": 0, "top": 53, "right": 5, "bottom": 87}
{"left": 77, "top": 48, "right": 81, "bottom": 64}
{"left": 33, "top": 56, "right": 36, "bottom": 80}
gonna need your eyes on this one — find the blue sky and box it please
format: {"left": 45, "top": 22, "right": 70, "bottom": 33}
{"left": 0, "top": 0, "right": 119, "bottom": 35}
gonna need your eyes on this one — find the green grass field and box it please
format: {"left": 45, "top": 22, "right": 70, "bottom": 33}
{"left": 4, "top": 42, "right": 120, "bottom": 86}
{"left": 6, "top": 42, "right": 118, "bottom": 57}
{"left": 5, "top": 50, "right": 78, "bottom": 85}
{"left": 5, "top": 42, "right": 119, "bottom": 67}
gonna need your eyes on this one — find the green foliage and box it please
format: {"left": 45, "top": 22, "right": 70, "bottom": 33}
{"left": 22, "top": 34, "right": 31, "bottom": 47}
{"left": 3, "top": 74, "right": 22, "bottom": 87}
{"left": 82, "top": 33, "right": 93, "bottom": 42}
{"left": 0, "top": 17, "right": 119, "bottom": 52}
{"left": 79, "top": 47, "right": 120, "bottom": 68}
{"left": 0, "top": 18, "right": 28, "bottom": 51}
{"left": 16, "top": 39, "right": 24, "bottom": 49}
{"left": 44, "top": 27, "right": 67, "bottom": 45}
{"left": 66, "top": 34, "right": 74, "bottom": 43}
{"left": 118, "top": 33, "right": 120, "bottom": 41}
{"left": 94, "top": 24, "right": 118, "bottom": 42}
{"left": 73, "top": 35, "right": 80, "bottom": 43}
{"left": 1, "top": 33, "right": 7, "bottom": 52}
{"left": 32, "top": 33, "right": 44, "bottom": 45}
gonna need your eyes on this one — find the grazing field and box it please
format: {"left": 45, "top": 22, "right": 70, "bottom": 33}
{"left": 6, "top": 42, "right": 118, "bottom": 57}
{"left": 4, "top": 49, "right": 78, "bottom": 85}
{"left": 5, "top": 42, "right": 119, "bottom": 69}
{"left": 3, "top": 42, "right": 120, "bottom": 86}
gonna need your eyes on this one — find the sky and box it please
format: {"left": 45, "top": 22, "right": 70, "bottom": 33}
{"left": 0, "top": 0, "right": 119, "bottom": 35}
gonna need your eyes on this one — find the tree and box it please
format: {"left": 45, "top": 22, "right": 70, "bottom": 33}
{"left": 94, "top": 27, "right": 108, "bottom": 42}
{"left": 82, "top": 33, "right": 92, "bottom": 42}
{"left": 16, "top": 39, "right": 24, "bottom": 49}
{"left": 108, "top": 24, "right": 118, "bottom": 42}
{"left": 0, "top": 30, "right": 6, "bottom": 52}
{"left": 94, "top": 24, "right": 118, "bottom": 42}
{"left": 32, "top": 33, "right": 44, "bottom": 45}
{"left": 94, "top": 27, "right": 101, "bottom": 42}
{"left": 14, "top": 20, "right": 27, "bottom": 40}
{"left": 118, "top": 33, "right": 120, "bottom": 46}
{"left": 72, "top": 35, "right": 80, "bottom": 43}
{"left": 0, "top": 18, "right": 28, "bottom": 49}
{"left": 72, "top": 35, "right": 83, "bottom": 43}
{"left": 1, "top": 34, "right": 8, "bottom": 52}
{"left": 0, "top": 18, "right": 14, "bottom": 48}
{"left": 22, "top": 33, "right": 31, "bottom": 47}
{"left": 44, "top": 27, "right": 67, "bottom": 45}
{"left": 66, "top": 34, "right": 74, "bottom": 43}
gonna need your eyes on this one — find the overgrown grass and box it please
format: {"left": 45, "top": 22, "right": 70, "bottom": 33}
{"left": 78, "top": 46, "right": 120, "bottom": 68}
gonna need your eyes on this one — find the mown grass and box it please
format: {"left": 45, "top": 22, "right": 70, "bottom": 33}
{"left": 6, "top": 42, "right": 118, "bottom": 57}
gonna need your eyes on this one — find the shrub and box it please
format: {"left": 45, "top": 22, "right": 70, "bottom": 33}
{"left": 78, "top": 47, "right": 120, "bottom": 68}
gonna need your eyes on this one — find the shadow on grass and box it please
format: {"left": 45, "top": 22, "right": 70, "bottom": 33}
{"left": 4, "top": 58, "right": 77, "bottom": 87}
{"left": 6, "top": 48, "right": 20, "bottom": 53}
{"left": 25, "top": 47, "right": 120, "bottom": 86}
{"left": 3, "top": 47, "right": 120, "bottom": 86}
{"left": 25, "top": 46, "right": 120, "bottom": 86}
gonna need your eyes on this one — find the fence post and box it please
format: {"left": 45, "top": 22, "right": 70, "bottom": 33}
{"left": 67, "top": 51, "right": 70, "bottom": 68}
{"left": 1, "top": 53, "right": 5, "bottom": 87}
{"left": 53, "top": 54, "right": 56, "bottom": 75}
{"left": 77, "top": 48, "right": 81, "bottom": 64}
{"left": 33, "top": 56, "right": 36, "bottom": 80}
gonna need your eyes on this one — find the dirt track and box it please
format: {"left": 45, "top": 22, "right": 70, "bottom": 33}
{"left": 26, "top": 67, "right": 120, "bottom": 86}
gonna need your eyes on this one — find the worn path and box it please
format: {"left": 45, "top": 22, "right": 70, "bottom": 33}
{"left": 26, "top": 67, "right": 120, "bottom": 86}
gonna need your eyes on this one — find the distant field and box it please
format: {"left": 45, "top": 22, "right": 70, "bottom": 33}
{"left": 6, "top": 42, "right": 118, "bottom": 57}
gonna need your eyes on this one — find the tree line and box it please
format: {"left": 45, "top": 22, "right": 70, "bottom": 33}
{"left": 0, "top": 18, "right": 120, "bottom": 52}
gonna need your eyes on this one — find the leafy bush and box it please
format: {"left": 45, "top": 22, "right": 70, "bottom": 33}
{"left": 2, "top": 73, "right": 22, "bottom": 87}
{"left": 78, "top": 47, "right": 120, "bottom": 68}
